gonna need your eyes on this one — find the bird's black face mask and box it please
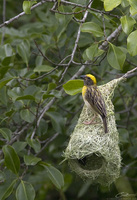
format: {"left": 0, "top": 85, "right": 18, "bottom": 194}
{"left": 80, "top": 75, "right": 94, "bottom": 86}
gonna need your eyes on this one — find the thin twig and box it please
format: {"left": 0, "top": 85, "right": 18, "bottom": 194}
{"left": 117, "top": 103, "right": 137, "bottom": 114}
{"left": 126, "top": 94, "right": 137, "bottom": 129}
{"left": 34, "top": 40, "right": 68, "bottom": 67}
{"left": 126, "top": 59, "right": 137, "bottom": 67}
{"left": 102, "top": 13, "right": 107, "bottom": 40}
{"left": 35, "top": 132, "right": 59, "bottom": 156}
{"left": 0, "top": 123, "right": 30, "bottom": 157}
{"left": 89, "top": 7, "right": 120, "bottom": 18}
{"left": 59, "top": 0, "right": 94, "bottom": 82}
{"left": 51, "top": 8, "right": 86, "bottom": 15}
{"left": 19, "top": 52, "right": 71, "bottom": 82}
{"left": 9, "top": 124, "right": 30, "bottom": 145}
{"left": 19, "top": 66, "right": 58, "bottom": 81}
{"left": 31, "top": 97, "right": 56, "bottom": 139}
{"left": 50, "top": 1, "right": 58, "bottom": 11}
{"left": 1, "top": 0, "right": 6, "bottom": 44}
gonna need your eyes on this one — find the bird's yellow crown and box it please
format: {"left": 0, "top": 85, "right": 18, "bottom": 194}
{"left": 86, "top": 74, "right": 97, "bottom": 84}
{"left": 82, "top": 74, "right": 97, "bottom": 98}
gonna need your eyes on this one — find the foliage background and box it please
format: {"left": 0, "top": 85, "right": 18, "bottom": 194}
{"left": 0, "top": 0, "right": 137, "bottom": 199}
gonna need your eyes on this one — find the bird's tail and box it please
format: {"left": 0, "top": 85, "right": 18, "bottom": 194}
{"left": 102, "top": 117, "right": 108, "bottom": 133}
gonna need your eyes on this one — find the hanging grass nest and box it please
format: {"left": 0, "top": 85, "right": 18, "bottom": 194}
{"left": 64, "top": 77, "right": 125, "bottom": 186}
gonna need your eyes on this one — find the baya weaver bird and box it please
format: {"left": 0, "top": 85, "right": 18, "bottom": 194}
{"left": 81, "top": 74, "right": 108, "bottom": 133}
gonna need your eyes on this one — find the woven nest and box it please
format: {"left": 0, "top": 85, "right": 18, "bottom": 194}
{"left": 64, "top": 77, "right": 125, "bottom": 186}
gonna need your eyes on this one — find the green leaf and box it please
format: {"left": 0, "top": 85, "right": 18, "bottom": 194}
{"left": 0, "top": 87, "right": 7, "bottom": 105}
{"left": 128, "top": 145, "right": 137, "bottom": 158}
{"left": 46, "top": 112, "right": 65, "bottom": 133}
{"left": 16, "top": 180, "right": 35, "bottom": 200}
{"left": 47, "top": 83, "right": 57, "bottom": 93}
{"left": 23, "top": 1, "right": 31, "bottom": 14}
{"left": 0, "top": 67, "right": 10, "bottom": 80}
{"left": 23, "top": 1, "right": 37, "bottom": 14}
{"left": 24, "top": 155, "right": 41, "bottom": 166}
{"left": 63, "top": 80, "right": 83, "bottom": 95}
{"left": 78, "top": 181, "right": 91, "bottom": 198}
{"left": 20, "top": 109, "right": 35, "bottom": 123}
{"left": 107, "top": 43, "right": 126, "bottom": 69}
{"left": 16, "top": 95, "right": 35, "bottom": 101}
{"left": 0, "top": 171, "right": 5, "bottom": 184}
{"left": 7, "top": 87, "right": 23, "bottom": 102}
{"left": 3, "top": 43, "right": 13, "bottom": 57}
{"left": 0, "top": 43, "right": 13, "bottom": 60}
{"left": 17, "top": 40, "right": 30, "bottom": 66}
{"left": 58, "top": 0, "right": 61, "bottom": 5}
{"left": 81, "top": 22, "right": 103, "bottom": 37}
{"left": 2, "top": 56, "right": 14, "bottom": 66}
{"left": 0, "top": 128, "right": 12, "bottom": 141}
{"left": 120, "top": 16, "right": 136, "bottom": 35}
{"left": 0, "top": 179, "right": 17, "bottom": 200}
{"left": 36, "top": 119, "right": 48, "bottom": 136}
{"left": 127, "top": 30, "right": 137, "bottom": 56}
{"left": 104, "top": 0, "right": 121, "bottom": 11}
{"left": 130, "top": 6, "right": 137, "bottom": 15}
{"left": 0, "top": 77, "right": 14, "bottom": 89}
{"left": 0, "top": 44, "right": 14, "bottom": 68}
{"left": 119, "top": 129, "right": 129, "bottom": 143}
{"left": 34, "top": 65, "right": 54, "bottom": 73}
{"left": 121, "top": 0, "right": 129, "bottom": 7}
{"left": 35, "top": 51, "right": 44, "bottom": 66}
{"left": 43, "top": 94, "right": 54, "bottom": 99}
{"left": 85, "top": 43, "right": 104, "bottom": 60}
{"left": 74, "top": 7, "right": 83, "bottom": 20}
{"left": 55, "top": 6, "right": 72, "bottom": 41}
{"left": 24, "top": 86, "right": 42, "bottom": 103}
{"left": 2, "top": 145, "right": 20, "bottom": 175}
{"left": 128, "top": 0, "right": 137, "bottom": 15}
{"left": 24, "top": 85, "right": 41, "bottom": 96}
{"left": 12, "top": 142, "right": 27, "bottom": 154}
{"left": 50, "top": 90, "right": 62, "bottom": 98}
{"left": 41, "top": 163, "right": 64, "bottom": 189}
{"left": 5, "top": 109, "right": 15, "bottom": 117}
{"left": 27, "top": 138, "right": 41, "bottom": 153}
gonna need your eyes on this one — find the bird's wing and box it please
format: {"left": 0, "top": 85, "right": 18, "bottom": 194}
{"left": 86, "top": 86, "right": 107, "bottom": 117}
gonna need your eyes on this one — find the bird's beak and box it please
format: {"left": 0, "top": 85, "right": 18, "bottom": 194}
{"left": 80, "top": 75, "right": 86, "bottom": 79}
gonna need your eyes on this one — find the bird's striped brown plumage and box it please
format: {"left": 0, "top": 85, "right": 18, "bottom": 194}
{"left": 85, "top": 85, "right": 108, "bottom": 133}
{"left": 81, "top": 74, "right": 108, "bottom": 133}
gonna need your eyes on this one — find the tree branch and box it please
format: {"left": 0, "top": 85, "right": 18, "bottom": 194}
{"left": 0, "top": 0, "right": 121, "bottom": 29}
{"left": 0, "top": 0, "right": 54, "bottom": 28}
{"left": 35, "top": 132, "right": 59, "bottom": 156}
{"left": 122, "top": 67, "right": 137, "bottom": 79}
{"left": 99, "top": 24, "right": 122, "bottom": 50}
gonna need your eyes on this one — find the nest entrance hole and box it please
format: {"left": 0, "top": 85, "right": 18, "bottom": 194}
{"left": 77, "top": 153, "right": 104, "bottom": 171}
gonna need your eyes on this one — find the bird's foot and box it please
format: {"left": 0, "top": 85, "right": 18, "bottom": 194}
{"left": 83, "top": 120, "right": 98, "bottom": 125}
{"left": 83, "top": 116, "right": 97, "bottom": 125}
